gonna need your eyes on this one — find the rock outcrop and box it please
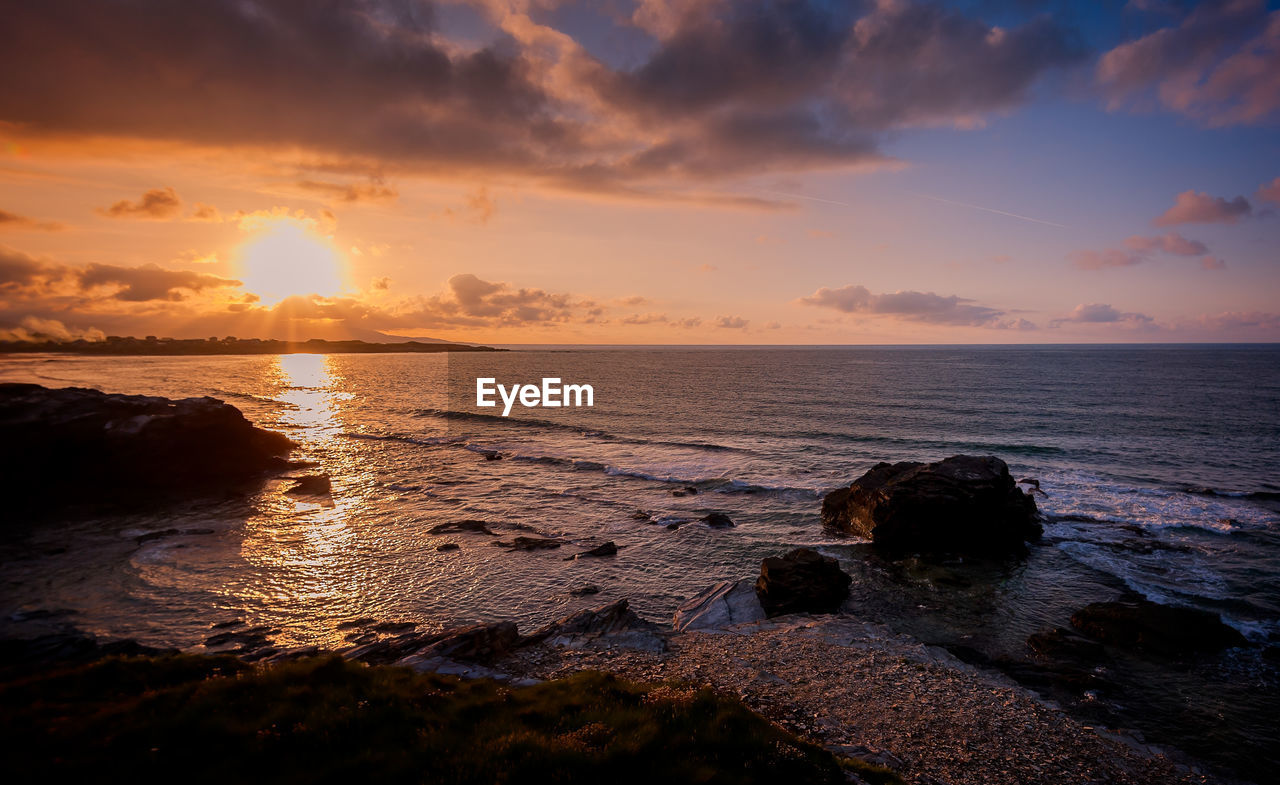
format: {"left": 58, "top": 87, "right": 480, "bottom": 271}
{"left": 821, "top": 455, "right": 1040, "bottom": 553}
{"left": 754, "top": 548, "right": 851, "bottom": 617}
{"left": 0, "top": 383, "right": 296, "bottom": 512}
{"left": 1069, "top": 599, "right": 1246, "bottom": 656}
{"left": 525, "top": 599, "right": 666, "bottom": 653}
{"left": 674, "top": 579, "right": 766, "bottom": 632}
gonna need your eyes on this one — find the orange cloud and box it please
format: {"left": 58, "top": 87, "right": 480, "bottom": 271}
{"left": 97, "top": 187, "right": 182, "bottom": 220}
{"left": 0, "top": 209, "right": 63, "bottom": 231}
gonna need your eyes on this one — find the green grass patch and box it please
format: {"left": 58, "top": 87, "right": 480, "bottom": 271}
{"left": 2, "top": 654, "right": 853, "bottom": 784}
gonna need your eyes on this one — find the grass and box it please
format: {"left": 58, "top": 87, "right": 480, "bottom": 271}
{"left": 1, "top": 653, "right": 862, "bottom": 784}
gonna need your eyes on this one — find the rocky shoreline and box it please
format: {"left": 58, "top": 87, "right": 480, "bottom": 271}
{"left": 3, "top": 595, "right": 1232, "bottom": 785}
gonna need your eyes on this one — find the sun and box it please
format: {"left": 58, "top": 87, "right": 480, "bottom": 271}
{"left": 237, "top": 217, "right": 345, "bottom": 304}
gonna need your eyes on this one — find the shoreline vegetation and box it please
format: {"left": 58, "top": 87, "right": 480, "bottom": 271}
{"left": 0, "top": 611, "right": 1217, "bottom": 785}
{"left": 0, "top": 335, "right": 503, "bottom": 355}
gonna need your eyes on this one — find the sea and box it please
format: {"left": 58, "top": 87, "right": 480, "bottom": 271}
{"left": 2, "top": 345, "right": 1278, "bottom": 779}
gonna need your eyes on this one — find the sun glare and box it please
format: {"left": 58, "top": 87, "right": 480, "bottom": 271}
{"left": 237, "top": 218, "right": 345, "bottom": 304}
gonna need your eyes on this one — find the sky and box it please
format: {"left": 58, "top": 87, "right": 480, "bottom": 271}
{"left": 1, "top": 0, "right": 1278, "bottom": 345}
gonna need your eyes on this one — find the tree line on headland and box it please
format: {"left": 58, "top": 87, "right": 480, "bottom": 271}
{"left": 0, "top": 335, "right": 503, "bottom": 355}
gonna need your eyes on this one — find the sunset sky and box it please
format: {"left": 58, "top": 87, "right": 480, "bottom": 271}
{"left": 1, "top": 0, "right": 1278, "bottom": 344}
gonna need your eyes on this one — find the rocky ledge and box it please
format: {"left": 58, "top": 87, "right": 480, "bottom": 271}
{"left": 822, "top": 455, "right": 1041, "bottom": 554}
{"left": 0, "top": 383, "right": 296, "bottom": 512}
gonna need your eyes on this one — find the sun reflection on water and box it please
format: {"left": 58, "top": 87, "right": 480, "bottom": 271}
{"left": 227, "top": 353, "right": 379, "bottom": 647}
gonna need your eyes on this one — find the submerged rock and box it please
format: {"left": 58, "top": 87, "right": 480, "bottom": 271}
{"left": 702, "top": 512, "right": 736, "bottom": 528}
{"left": 572, "top": 541, "right": 618, "bottom": 558}
{"left": 495, "top": 536, "right": 562, "bottom": 551}
{"left": 0, "top": 383, "right": 295, "bottom": 512}
{"left": 674, "top": 579, "right": 766, "bottom": 632}
{"left": 285, "top": 474, "right": 331, "bottom": 495}
{"left": 821, "top": 455, "right": 1040, "bottom": 553}
{"left": 428, "top": 520, "right": 496, "bottom": 536}
{"left": 754, "top": 548, "right": 851, "bottom": 617}
{"left": 1069, "top": 599, "right": 1247, "bottom": 656}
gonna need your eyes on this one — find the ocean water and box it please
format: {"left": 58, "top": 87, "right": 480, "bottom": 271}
{"left": 2, "top": 345, "right": 1279, "bottom": 777}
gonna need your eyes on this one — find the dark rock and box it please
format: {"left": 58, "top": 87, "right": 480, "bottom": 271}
{"left": 0, "top": 383, "right": 296, "bottom": 513}
{"left": 524, "top": 599, "right": 664, "bottom": 653}
{"left": 571, "top": 541, "right": 617, "bottom": 559}
{"left": 629, "top": 509, "right": 651, "bottom": 521}
{"left": 203, "top": 625, "right": 278, "bottom": 655}
{"left": 335, "top": 617, "right": 377, "bottom": 631}
{"left": 0, "top": 634, "right": 177, "bottom": 675}
{"left": 134, "top": 528, "right": 181, "bottom": 544}
{"left": 285, "top": 474, "right": 331, "bottom": 495}
{"left": 702, "top": 512, "right": 735, "bottom": 528}
{"left": 569, "top": 583, "right": 601, "bottom": 596}
{"left": 344, "top": 621, "right": 519, "bottom": 665}
{"left": 483, "top": 451, "right": 502, "bottom": 461}
{"left": 672, "top": 486, "right": 699, "bottom": 497}
{"left": 420, "top": 622, "right": 519, "bottom": 661}
{"left": 821, "top": 455, "right": 1041, "bottom": 553}
{"left": 665, "top": 521, "right": 683, "bottom": 530}
{"left": 1027, "top": 627, "right": 1108, "bottom": 660}
{"left": 1069, "top": 599, "right": 1247, "bottom": 655}
{"left": 436, "top": 542, "right": 460, "bottom": 551}
{"left": 261, "top": 645, "right": 322, "bottom": 663}
{"left": 755, "top": 548, "right": 851, "bottom": 617}
{"left": 495, "top": 536, "right": 562, "bottom": 551}
{"left": 428, "top": 519, "right": 496, "bottom": 536}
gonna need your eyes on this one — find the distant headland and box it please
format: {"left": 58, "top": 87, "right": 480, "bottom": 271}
{"left": 0, "top": 335, "right": 504, "bottom": 355}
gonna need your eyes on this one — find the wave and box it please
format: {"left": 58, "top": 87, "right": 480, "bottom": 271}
{"left": 413, "top": 406, "right": 750, "bottom": 454}
{"left": 342, "top": 431, "right": 465, "bottom": 447}
{"left": 787, "top": 429, "right": 1069, "bottom": 457}
{"left": 1183, "top": 486, "right": 1280, "bottom": 502}
{"left": 213, "top": 389, "right": 296, "bottom": 408}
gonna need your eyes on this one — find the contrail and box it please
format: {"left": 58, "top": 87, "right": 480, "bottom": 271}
{"left": 751, "top": 187, "right": 1067, "bottom": 229}
{"left": 908, "top": 191, "right": 1068, "bottom": 229}
{"left": 752, "top": 188, "right": 859, "bottom": 209}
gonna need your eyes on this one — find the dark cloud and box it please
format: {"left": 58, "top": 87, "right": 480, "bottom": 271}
{"left": 408, "top": 273, "right": 589, "bottom": 326}
{"left": 1154, "top": 189, "right": 1252, "bottom": 225}
{"left": 0, "top": 0, "right": 1085, "bottom": 192}
{"left": 97, "top": 187, "right": 183, "bottom": 219}
{"left": 714, "top": 315, "right": 749, "bottom": 328}
{"left": 78, "top": 263, "right": 241, "bottom": 301}
{"left": 2, "top": 246, "right": 239, "bottom": 302}
{"left": 1098, "top": 0, "right": 1280, "bottom": 126}
{"left": 0, "top": 246, "right": 54, "bottom": 288}
{"left": 797, "top": 283, "right": 1021, "bottom": 327}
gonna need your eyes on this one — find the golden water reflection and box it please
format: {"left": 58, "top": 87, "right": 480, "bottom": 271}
{"left": 225, "top": 353, "right": 378, "bottom": 647}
